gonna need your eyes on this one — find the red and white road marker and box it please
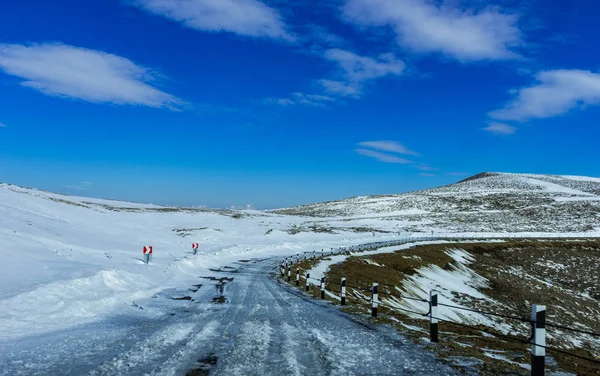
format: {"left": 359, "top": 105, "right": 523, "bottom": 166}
{"left": 143, "top": 246, "right": 153, "bottom": 264}
{"left": 192, "top": 243, "right": 199, "bottom": 254}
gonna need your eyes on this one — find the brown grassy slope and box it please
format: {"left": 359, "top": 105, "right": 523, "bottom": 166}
{"left": 295, "top": 241, "right": 600, "bottom": 375}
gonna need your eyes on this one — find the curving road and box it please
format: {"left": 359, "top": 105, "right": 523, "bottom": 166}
{"left": 0, "top": 257, "right": 455, "bottom": 376}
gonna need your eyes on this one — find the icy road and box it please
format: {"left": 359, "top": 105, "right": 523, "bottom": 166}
{"left": 0, "top": 257, "right": 454, "bottom": 376}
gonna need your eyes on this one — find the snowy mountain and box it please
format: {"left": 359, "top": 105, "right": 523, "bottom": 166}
{"left": 1, "top": 174, "right": 599, "bottom": 375}
{"left": 0, "top": 181, "right": 451, "bottom": 375}
{"left": 272, "top": 172, "right": 600, "bottom": 233}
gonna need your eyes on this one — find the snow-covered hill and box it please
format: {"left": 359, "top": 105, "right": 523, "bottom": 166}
{"left": 272, "top": 172, "right": 600, "bottom": 233}
{"left": 1, "top": 172, "right": 599, "bottom": 369}
{"left": 0, "top": 182, "right": 374, "bottom": 344}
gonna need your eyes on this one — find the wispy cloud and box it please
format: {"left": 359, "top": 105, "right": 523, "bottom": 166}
{"left": 420, "top": 173, "right": 436, "bottom": 177}
{"left": 300, "top": 24, "right": 348, "bottom": 48}
{"left": 317, "top": 79, "right": 361, "bottom": 98}
{"left": 271, "top": 48, "right": 404, "bottom": 106}
{"left": 355, "top": 140, "right": 424, "bottom": 165}
{"left": 290, "top": 92, "right": 336, "bottom": 106}
{"left": 63, "top": 181, "right": 93, "bottom": 191}
{"left": 0, "top": 43, "right": 183, "bottom": 109}
{"left": 489, "top": 69, "right": 600, "bottom": 121}
{"left": 415, "top": 164, "right": 437, "bottom": 171}
{"left": 357, "top": 141, "right": 419, "bottom": 156}
{"left": 263, "top": 92, "right": 336, "bottom": 107}
{"left": 483, "top": 122, "right": 517, "bottom": 135}
{"left": 323, "top": 49, "right": 405, "bottom": 83}
{"left": 317, "top": 49, "right": 404, "bottom": 98}
{"left": 63, "top": 185, "right": 85, "bottom": 191}
{"left": 0, "top": 122, "right": 5, "bottom": 128}
{"left": 355, "top": 148, "right": 412, "bottom": 164}
{"left": 447, "top": 172, "right": 469, "bottom": 177}
{"left": 341, "top": 0, "right": 523, "bottom": 62}
{"left": 131, "top": 0, "right": 293, "bottom": 40}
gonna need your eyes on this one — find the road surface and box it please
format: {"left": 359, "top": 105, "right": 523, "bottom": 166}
{"left": 0, "top": 257, "right": 455, "bottom": 376}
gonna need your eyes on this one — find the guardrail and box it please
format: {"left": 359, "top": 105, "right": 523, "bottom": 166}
{"left": 279, "top": 236, "right": 600, "bottom": 376}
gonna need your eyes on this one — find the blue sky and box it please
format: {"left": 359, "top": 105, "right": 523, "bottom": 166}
{"left": 1, "top": 0, "right": 599, "bottom": 209}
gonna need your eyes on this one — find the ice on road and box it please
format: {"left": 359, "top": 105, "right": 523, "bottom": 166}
{"left": 1, "top": 258, "right": 455, "bottom": 376}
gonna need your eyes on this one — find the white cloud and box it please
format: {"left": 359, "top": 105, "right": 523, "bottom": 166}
{"left": 271, "top": 49, "right": 404, "bottom": 106}
{"left": 415, "top": 164, "right": 437, "bottom": 171}
{"left": 290, "top": 92, "right": 336, "bottom": 106}
{"left": 318, "top": 79, "right": 361, "bottom": 98}
{"left": 264, "top": 97, "right": 296, "bottom": 106}
{"left": 342, "top": 0, "right": 523, "bottom": 62}
{"left": 132, "top": 0, "right": 292, "bottom": 40}
{"left": 323, "top": 49, "right": 405, "bottom": 82}
{"left": 355, "top": 148, "right": 413, "bottom": 164}
{"left": 266, "top": 92, "right": 336, "bottom": 107}
{"left": 316, "top": 49, "right": 404, "bottom": 98}
{"left": 420, "top": 173, "right": 436, "bottom": 177}
{"left": 63, "top": 181, "right": 93, "bottom": 191}
{"left": 357, "top": 140, "right": 419, "bottom": 156}
{"left": 483, "top": 122, "right": 516, "bottom": 135}
{"left": 489, "top": 69, "right": 600, "bottom": 121}
{"left": 0, "top": 122, "right": 5, "bottom": 128}
{"left": 0, "top": 43, "right": 182, "bottom": 109}
{"left": 301, "top": 24, "right": 348, "bottom": 48}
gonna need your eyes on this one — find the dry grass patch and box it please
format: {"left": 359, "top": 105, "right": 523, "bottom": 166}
{"left": 288, "top": 240, "right": 600, "bottom": 375}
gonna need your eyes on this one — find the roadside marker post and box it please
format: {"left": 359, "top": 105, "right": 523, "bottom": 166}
{"left": 306, "top": 273, "right": 310, "bottom": 292}
{"left": 143, "top": 246, "right": 153, "bottom": 264}
{"left": 192, "top": 243, "right": 199, "bottom": 255}
{"left": 341, "top": 278, "right": 346, "bottom": 305}
{"left": 296, "top": 269, "right": 300, "bottom": 286}
{"left": 430, "top": 290, "right": 439, "bottom": 343}
{"left": 287, "top": 266, "right": 291, "bottom": 282}
{"left": 320, "top": 277, "right": 325, "bottom": 299}
{"left": 531, "top": 305, "right": 546, "bottom": 376}
{"left": 371, "top": 283, "right": 379, "bottom": 318}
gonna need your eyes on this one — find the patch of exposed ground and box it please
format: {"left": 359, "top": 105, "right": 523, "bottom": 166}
{"left": 287, "top": 240, "right": 600, "bottom": 375}
{"left": 186, "top": 353, "right": 218, "bottom": 376}
{"left": 172, "top": 227, "right": 209, "bottom": 237}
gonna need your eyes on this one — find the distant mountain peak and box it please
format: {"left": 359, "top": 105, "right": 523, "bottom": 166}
{"left": 272, "top": 172, "right": 600, "bottom": 233}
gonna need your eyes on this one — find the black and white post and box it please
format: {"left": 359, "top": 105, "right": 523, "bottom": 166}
{"left": 313, "top": 250, "right": 316, "bottom": 259}
{"left": 296, "top": 269, "right": 300, "bottom": 286}
{"left": 371, "top": 283, "right": 378, "bottom": 318}
{"left": 430, "top": 290, "right": 439, "bottom": 343}
{"left": 341, "top": 277, "right": 346, "bottom": 305}
{"left": 306, "top": 273, "right": 310, "bottom": 292}
{"left": 320, "top": 277, "right": 325, "bottom": 299}
{"left": 531, "top": 304, "right": 546, "bottom": 376}
{"left": 287, "top": 266, "right": 291, "bottom": 282}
